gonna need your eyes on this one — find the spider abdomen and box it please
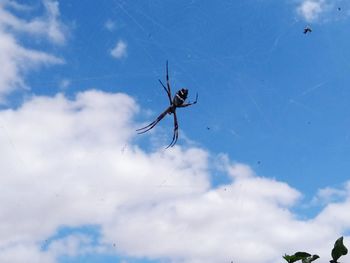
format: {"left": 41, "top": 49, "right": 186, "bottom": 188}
{"left": 173, "top": 88, "right": 188, "bottom": 106}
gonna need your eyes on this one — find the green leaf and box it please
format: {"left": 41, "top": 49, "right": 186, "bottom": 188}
{"left": 302, "top": 255, "right": 320, "bottom": 263}
{"left": 331, "top": 237, "right": 348, "bottom": 262}
{"left": 283, "top": 254, "right": 292, "bottom": 262}
{"left": 283, "top": 252, "right": 312, "bottom": 263}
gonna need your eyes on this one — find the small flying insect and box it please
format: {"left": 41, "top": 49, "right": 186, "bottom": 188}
{"left": 303, "top": 26, "right": 312, "bottom": 34}
{"left": 137, "top": 61, "right": 198, "bottom": 148}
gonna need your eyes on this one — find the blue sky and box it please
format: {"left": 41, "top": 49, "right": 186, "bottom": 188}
{"left": 1, "top": 0, "right": 350, "bottom": 263}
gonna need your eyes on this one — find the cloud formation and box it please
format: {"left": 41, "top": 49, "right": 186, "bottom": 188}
{"left": 105, "top": 19, "right": 116, "bottom": 31}
{"left": 0, "top": 0, "right": 66, "bottom": 44}
{"left": 0, "top": 0, "right": 65, "bottom": 101}
{"left": 0, "top": 90, "right": 349, "bottom": 263}
{"left": 111, "top": 40, "right": 127, "bottom": 59}
{"left": 0, "top": 2, "right": 350, "bottom": 262}
{"left": 296, "top": 0, "right": 348, "bottom": 22}
{"left": 297, "top": 0, "right": 325, "bottom": 22}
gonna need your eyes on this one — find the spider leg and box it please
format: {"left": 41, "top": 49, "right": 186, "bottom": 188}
{"left": 166, "top": 60, "right": 171, "bottom": 89}
{"left": 166, "top": 110, "right": 179, "bottom": 148}
{"left": 177, "top": 93, "right": 198, "bottom": 108}
{"left": 158, "top": 79, "right": 172, "bottom": 104}
{"left": 136, "top": 107, "right": 171, "bottom": 134}
{"left": 165, "top": 60, "right": 173, "bottom": 97}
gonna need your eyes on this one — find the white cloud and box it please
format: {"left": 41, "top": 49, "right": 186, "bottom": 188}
{"left": 59, "top": 78, "right": 71, "bottom": 89}
{"left": 0, "top": 90, "right": 350, "bottom": 263}
{"left": 0, "top": 29, "right": 63, "bottom": 101}
{"left": 296, "top": 0, "right": 348, "bottom": 22}
{"left": 0, "top": 0, "right": 67, "bottom": 44}
{"left": 105, "top": 19, "right": 116, "bottom": 31}
{"left": 0, "top": 0, "right": 66, "bottom": 101}
{"left": 312, "top": 186, "right": 348, "bottom": 205}
{"left": 4, "top": 0, "right": 33, "bottom": 12}
{"left": 297, "top": 0, "right": 325, "bottom": 22}
{"left": 110, "top": 40, "right": 127, "bottom": 59}
{"left": 0, "top": 244, "right": 55, "bottom": 263}
{"left": 42, "top": 0, "right": 66, "bottom": 45}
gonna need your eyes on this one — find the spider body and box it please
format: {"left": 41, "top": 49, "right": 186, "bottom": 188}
{"left": 173, "top": 88, "right": 188, "bottom": 107}
{"left": 137, "top": 62, "right": 197, "bottom": 148}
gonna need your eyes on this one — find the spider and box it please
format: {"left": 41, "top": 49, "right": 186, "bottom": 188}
{"left": 137, "top": 61, "right": 198, "bottom": 148}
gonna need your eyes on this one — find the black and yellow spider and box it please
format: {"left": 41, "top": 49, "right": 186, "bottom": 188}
{"left": 137, "top": 61, "right": 198, "bottom": 148}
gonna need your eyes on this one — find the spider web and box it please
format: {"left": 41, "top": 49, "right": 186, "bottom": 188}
{"left": 16, "top": 0, "right": 348, "bottom": 193}
{"left": 4, "top": 1, "right": 350, "bottom": 263}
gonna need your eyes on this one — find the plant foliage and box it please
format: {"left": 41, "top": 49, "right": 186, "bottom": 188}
{"left": 330, "top": 236, "right": 348, "bottom": 263}
{"left": 283, "top": 237, "right": 347, "bottom": 263}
